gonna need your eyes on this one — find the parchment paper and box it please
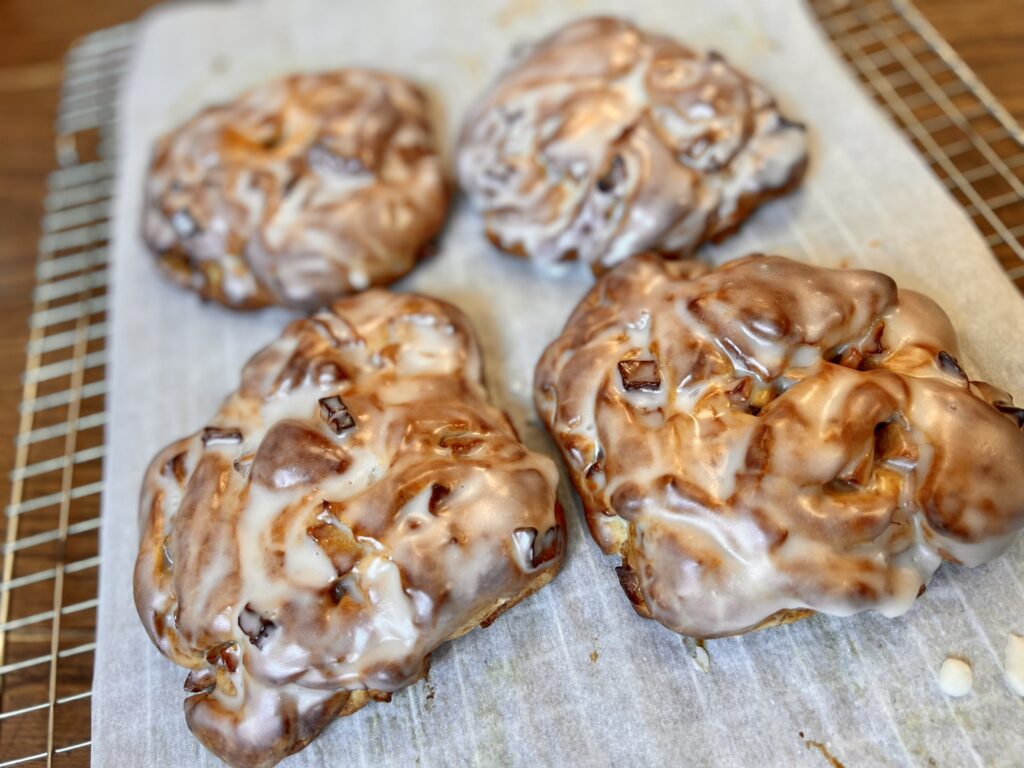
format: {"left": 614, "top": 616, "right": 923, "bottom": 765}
{"left": 91, "top": 1, "right": 1024, "bottom": 765}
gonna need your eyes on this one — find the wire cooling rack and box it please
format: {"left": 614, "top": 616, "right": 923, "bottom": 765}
{"left": 0, "top": 23, "right": 130, "bottom": 767}
{"left": 811, "top": 0, "right": 1024, "bottom": 286}
{"left": 1, "top": 2, "right": 1022, "bottom": 765}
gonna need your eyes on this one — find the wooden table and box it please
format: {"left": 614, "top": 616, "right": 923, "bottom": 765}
{"left": 0, "top": 0, "right": 1021, "bottom": 763}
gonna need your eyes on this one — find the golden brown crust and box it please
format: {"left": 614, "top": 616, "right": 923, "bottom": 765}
{"left": 535, "top": 253, "right": 1024, "bottom": 639}
{"left": 749, "top": 608, "right": 816, "bottom": 634}
{"left": 143, "top": 70, "right": 448, "bottom": 310}
{"left": 135, "top": 291, "right": 564, "bottom": 766}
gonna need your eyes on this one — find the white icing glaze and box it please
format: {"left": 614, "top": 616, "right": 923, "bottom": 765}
{"left": 938, "top": 657, "right": 973, "bottom": 697}
{"left": 144, "top": 71, "right": 448, "bottom": 309}
{"left": 135, "top": 291, "right": 564, "bottom": 767}
{"left": 457, "top": 17, "right": 807, "bottom": 272}
{"left": 535, "top": 253, "right": 1024, "bottom": 638}
{"left": 1006, "top": 634, "right": 1024, "bottom": 697}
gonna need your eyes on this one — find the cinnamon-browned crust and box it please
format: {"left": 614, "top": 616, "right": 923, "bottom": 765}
{"left": 143, "top": 71, "right": 448, "bottom": 310}
{"left": 535, "top": 253, "right": 1024, "bottom": 639}
{"left": 458, "top": 17, "right": 808, "bottom": 272}
{"left": 135, "top": 291, "right": 564, "bottom": 767}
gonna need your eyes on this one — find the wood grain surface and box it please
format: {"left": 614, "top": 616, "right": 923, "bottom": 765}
{"left": 0, "top": 0, "right": 1021, "bottom": 764}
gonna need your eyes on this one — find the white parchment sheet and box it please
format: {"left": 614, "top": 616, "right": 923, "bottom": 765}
{"left": 91, "top": 1, "right": 1024, "bottom": 765}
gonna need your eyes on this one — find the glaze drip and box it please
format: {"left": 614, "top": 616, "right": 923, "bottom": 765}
{"left": 144, "top": 71, "right": 448, "bottom": 309}
{"left": 458, "top": 17, "right": 808, "bottom": 272}
{"left": 535, "top": 253, "right": 1024, "bottom": 638}
{"left": 135, "top": 291, "right": 564, "bottom": 767}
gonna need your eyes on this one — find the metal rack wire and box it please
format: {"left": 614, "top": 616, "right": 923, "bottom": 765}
{"left": 0, "top": 23, "right": 131, "bottom": 768}
{"left": 1, "top": 2, "right": 1022, "bottom": 765}
{"left": 810, "top": 0, "right": 1024, "bottom": 288}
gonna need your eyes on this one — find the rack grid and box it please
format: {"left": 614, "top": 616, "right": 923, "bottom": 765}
{"left": 1, "top": 2, "right": 1022, "bottom": 765}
